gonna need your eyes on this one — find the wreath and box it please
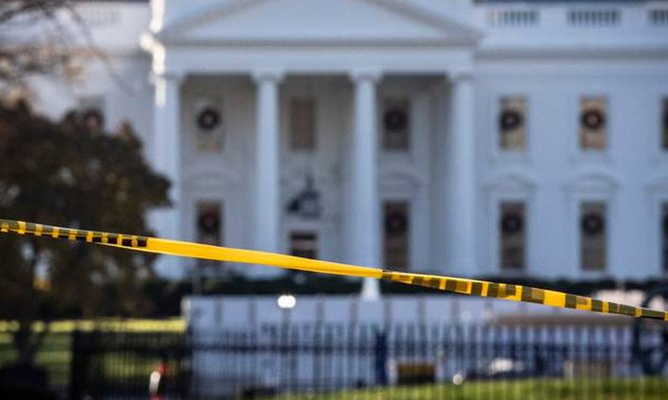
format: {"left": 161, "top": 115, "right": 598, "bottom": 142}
{"left": 581, "top": 109, "right": 605, "bottom": 130}
{"left": 499, "top": 110, "right": 523, "bottom": 131}
{"left": 198, "top": 211, "right": 220, "bottom": 235}
{"left": 384, "top": 109, "right": 408, "bottom": 132}
{"left": 385, "top": 213, "right": 407, "bottom": 235}
{"left": 197, "top": 107, "right": 221, "bottom": 131}
{"left": 581, "top": 214, "right": 604, "bottom": 236}
{"left": 501, "top": 213, "right": 523, "bottom": 234}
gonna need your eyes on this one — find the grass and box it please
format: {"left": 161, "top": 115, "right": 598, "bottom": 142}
{"left": 273, "top": 378, "right": 668, "bottom": 400}
{"left": 0, "top": 317, "right": 185, "bottom": 333}
{"left": 0, "top": 318, "right": 186, "bottom": 388}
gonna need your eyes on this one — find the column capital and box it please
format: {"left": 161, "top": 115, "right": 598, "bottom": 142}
{"left": 349, "top": 68, "right": 382, "bottom": 83}
{"left": 448, "top": 70, "right": 474, "bottom": 84}
{"left": 252, "top": 68, "right": 285, "bottom": 83}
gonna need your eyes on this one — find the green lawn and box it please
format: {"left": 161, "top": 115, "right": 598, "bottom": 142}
{"left": 0, "top": 319, "right": 185, "bottom": 388}
{"left": 272, "top": 378, "right": 668, "bottom": 400}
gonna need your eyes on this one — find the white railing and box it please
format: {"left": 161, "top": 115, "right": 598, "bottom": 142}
{"left": 477, "top": 5, "right": 668, "bottom": 29}
{"left": 649, "top": 8, "right": 668, "bottom": 26}
{"left": 567, "top": 9, "right": 620, "bottom": 27}
{"left": 487, "top": 10, "right": 539, "bottom": 27}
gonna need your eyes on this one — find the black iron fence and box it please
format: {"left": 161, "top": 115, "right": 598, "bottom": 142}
{"left": 2, "top": 322, "right": 668, "bottom": 399}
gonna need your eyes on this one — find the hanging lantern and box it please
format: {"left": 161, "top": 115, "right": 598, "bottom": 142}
{"left": 286, "top": 175, "right": 321, "bottom": 219}
{"left": 384, "top": 109, "right": 408, "bottom": 132}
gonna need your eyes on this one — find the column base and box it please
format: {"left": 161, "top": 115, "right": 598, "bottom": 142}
{"left": 360, "top": 277, "right": 381, "bottom": 301}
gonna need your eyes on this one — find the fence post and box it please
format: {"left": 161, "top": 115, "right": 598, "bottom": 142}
{"left": 374, "top": 330, "right": 388, "bottom": 386}
{"left": 69, "top": 329, "right": 85, "bottom": 400}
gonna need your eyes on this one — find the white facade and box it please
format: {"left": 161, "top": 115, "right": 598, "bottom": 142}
{"left": 27, "top": 0, "right": 668, "bottom": 280}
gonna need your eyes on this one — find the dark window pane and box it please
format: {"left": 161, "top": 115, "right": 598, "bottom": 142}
{"left": 383, "top": 201, "right": 409, "bottom": 270}
{"left": 662, "top": 202, "right": 668, "bottom": 272}
{"left": 500, "top": 201, "right": 525, "bottom": 270}
{"left": 290, "top": 231, "right": 318, "bottom": 259}
{"left": 499, "top": 96, "right": 527, "bottom": 151}
{"left": 662, "top": 98, "right": 668, "bottom": 150}
{"left": 196, "top": 201, "right": 223, "bottom": 267}
{"left": 580, "top": 97, "right": 607, "bottom": 150}
{"left": 382, "top": 98, "right": 410, "bottom": 151}
{"left": 580, "top": 201, "right": 606, "bottom": 270}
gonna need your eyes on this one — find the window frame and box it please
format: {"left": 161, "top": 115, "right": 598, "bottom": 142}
{"left": 498, "top": 200, "right": 528, "bottom": 271}
{"left": 489, "top": 91, "right": 532, "bottom": 164}
{"left": 382, "top": 199, "right": 411, "bottom": 270}
{"left": 381, "top": 97, "right": 412, "bottom": 153}
{"left": 647, "top": 179, "right": 668, "bottom": 276}
{"left": 565, "top": 175, "right": 617, "bottom": 278}
{"left": 578, "top": 200, "right": 608, "bottom": 272}
{"left": 571, "top": 93, "right": 612, "bottom": 163}
{"left": 484, "top": 174, "right": 536, "bottom": 276}
{"left": 190, "top": 96, "right": 225, "bottom": 154}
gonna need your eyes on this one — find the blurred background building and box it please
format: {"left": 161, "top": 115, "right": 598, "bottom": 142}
{"left": 26, "top": 0, "right": 668, "bottom": 281}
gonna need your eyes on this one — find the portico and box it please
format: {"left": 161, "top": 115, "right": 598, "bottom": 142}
{"left": 144, "top": 0, "right": 481, "bottom": 278}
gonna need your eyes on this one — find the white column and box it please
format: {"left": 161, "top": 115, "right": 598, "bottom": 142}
{"left": 151, "top": 72, "right": 183, "bottom": 277}
{"left": 349, "top": 69, "right": 381, "bottom": 300}
{"left": 252, "top": 69, "right": 283, "bottom": 275}
{"left": 444, "top": 71, "right": 476, "bottom": 275}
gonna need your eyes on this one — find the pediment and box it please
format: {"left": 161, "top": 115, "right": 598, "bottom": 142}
{"left": 565, "top": 171, "right": 620, "bottom": 194}
{"left": 483, "top": 171, "right": 538, "bottom": 193}
{"left": 159, "top": 0, "right": 480, "bottom": 45}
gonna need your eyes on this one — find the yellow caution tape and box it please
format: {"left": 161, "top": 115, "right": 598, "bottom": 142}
{"left": 1, "top": 218, "right": 666, "bottom": 321}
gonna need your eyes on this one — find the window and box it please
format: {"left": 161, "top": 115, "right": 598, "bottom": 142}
{"left": 290, "top": 231, "right": 318, "bottom": 259}
{"left": 498, "top": 96, "right": 527, "bottom": 151}
{"left": 290, "top": 98, "right": 316, "bottom": 151}
{"left": 579, "top": 96, "right": 607, "bottom": 150}
{"left": 499, "top": 201, "right": 526, "bottom": 270}
{"left": 382, "top": 98, "right": 410, "bottom": 151}
{"left": 194, "top": 101, "right": 224, "bottom": 152}
{"left": 196, "top": 201, "right": 222, "bottom": 265}
{"left": 662, "top": 98, "right": 668, "bottom": 151}
{"left": 580, "top": 201, "right": 606, "bottom": 270}
{"left": 383, "top": 201, "right": 410, "bottom": 269}
{"left": 663, "top": 202, "right": 668, "bottom": 272}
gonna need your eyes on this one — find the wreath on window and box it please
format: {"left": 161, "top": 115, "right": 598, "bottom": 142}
{"left": 384, "top": 109, "right": 408, "bottom": 132}
{"left": 499, "top": 110, "right": 523, "bottom": 131}
{"left": 385, "top": 213, "right": 407, "bottom": 235}
{"left": 501, "top": 213, "right": 523, "bottom": 234}
{"left": 581, "top": 214, "right": 604, "bottom": 236}
{"left": 581, "top": 109, "right": 605, "bottom": 130}
{"left": 197, "top": 107, "right": 221, "bottom": 131}
{"left": 198, "top": 211, "right": 220, "bottom": 235}
{"left": 83, "top": 108, "right": 104, "bottom": 130}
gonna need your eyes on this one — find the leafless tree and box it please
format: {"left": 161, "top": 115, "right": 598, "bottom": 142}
{"left": 0, "top": 0, "right": 123, "bottom": 100}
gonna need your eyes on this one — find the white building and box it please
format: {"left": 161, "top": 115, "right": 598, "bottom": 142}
{"left": 27, "top": 0, "right": 668, "bottom": 281}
